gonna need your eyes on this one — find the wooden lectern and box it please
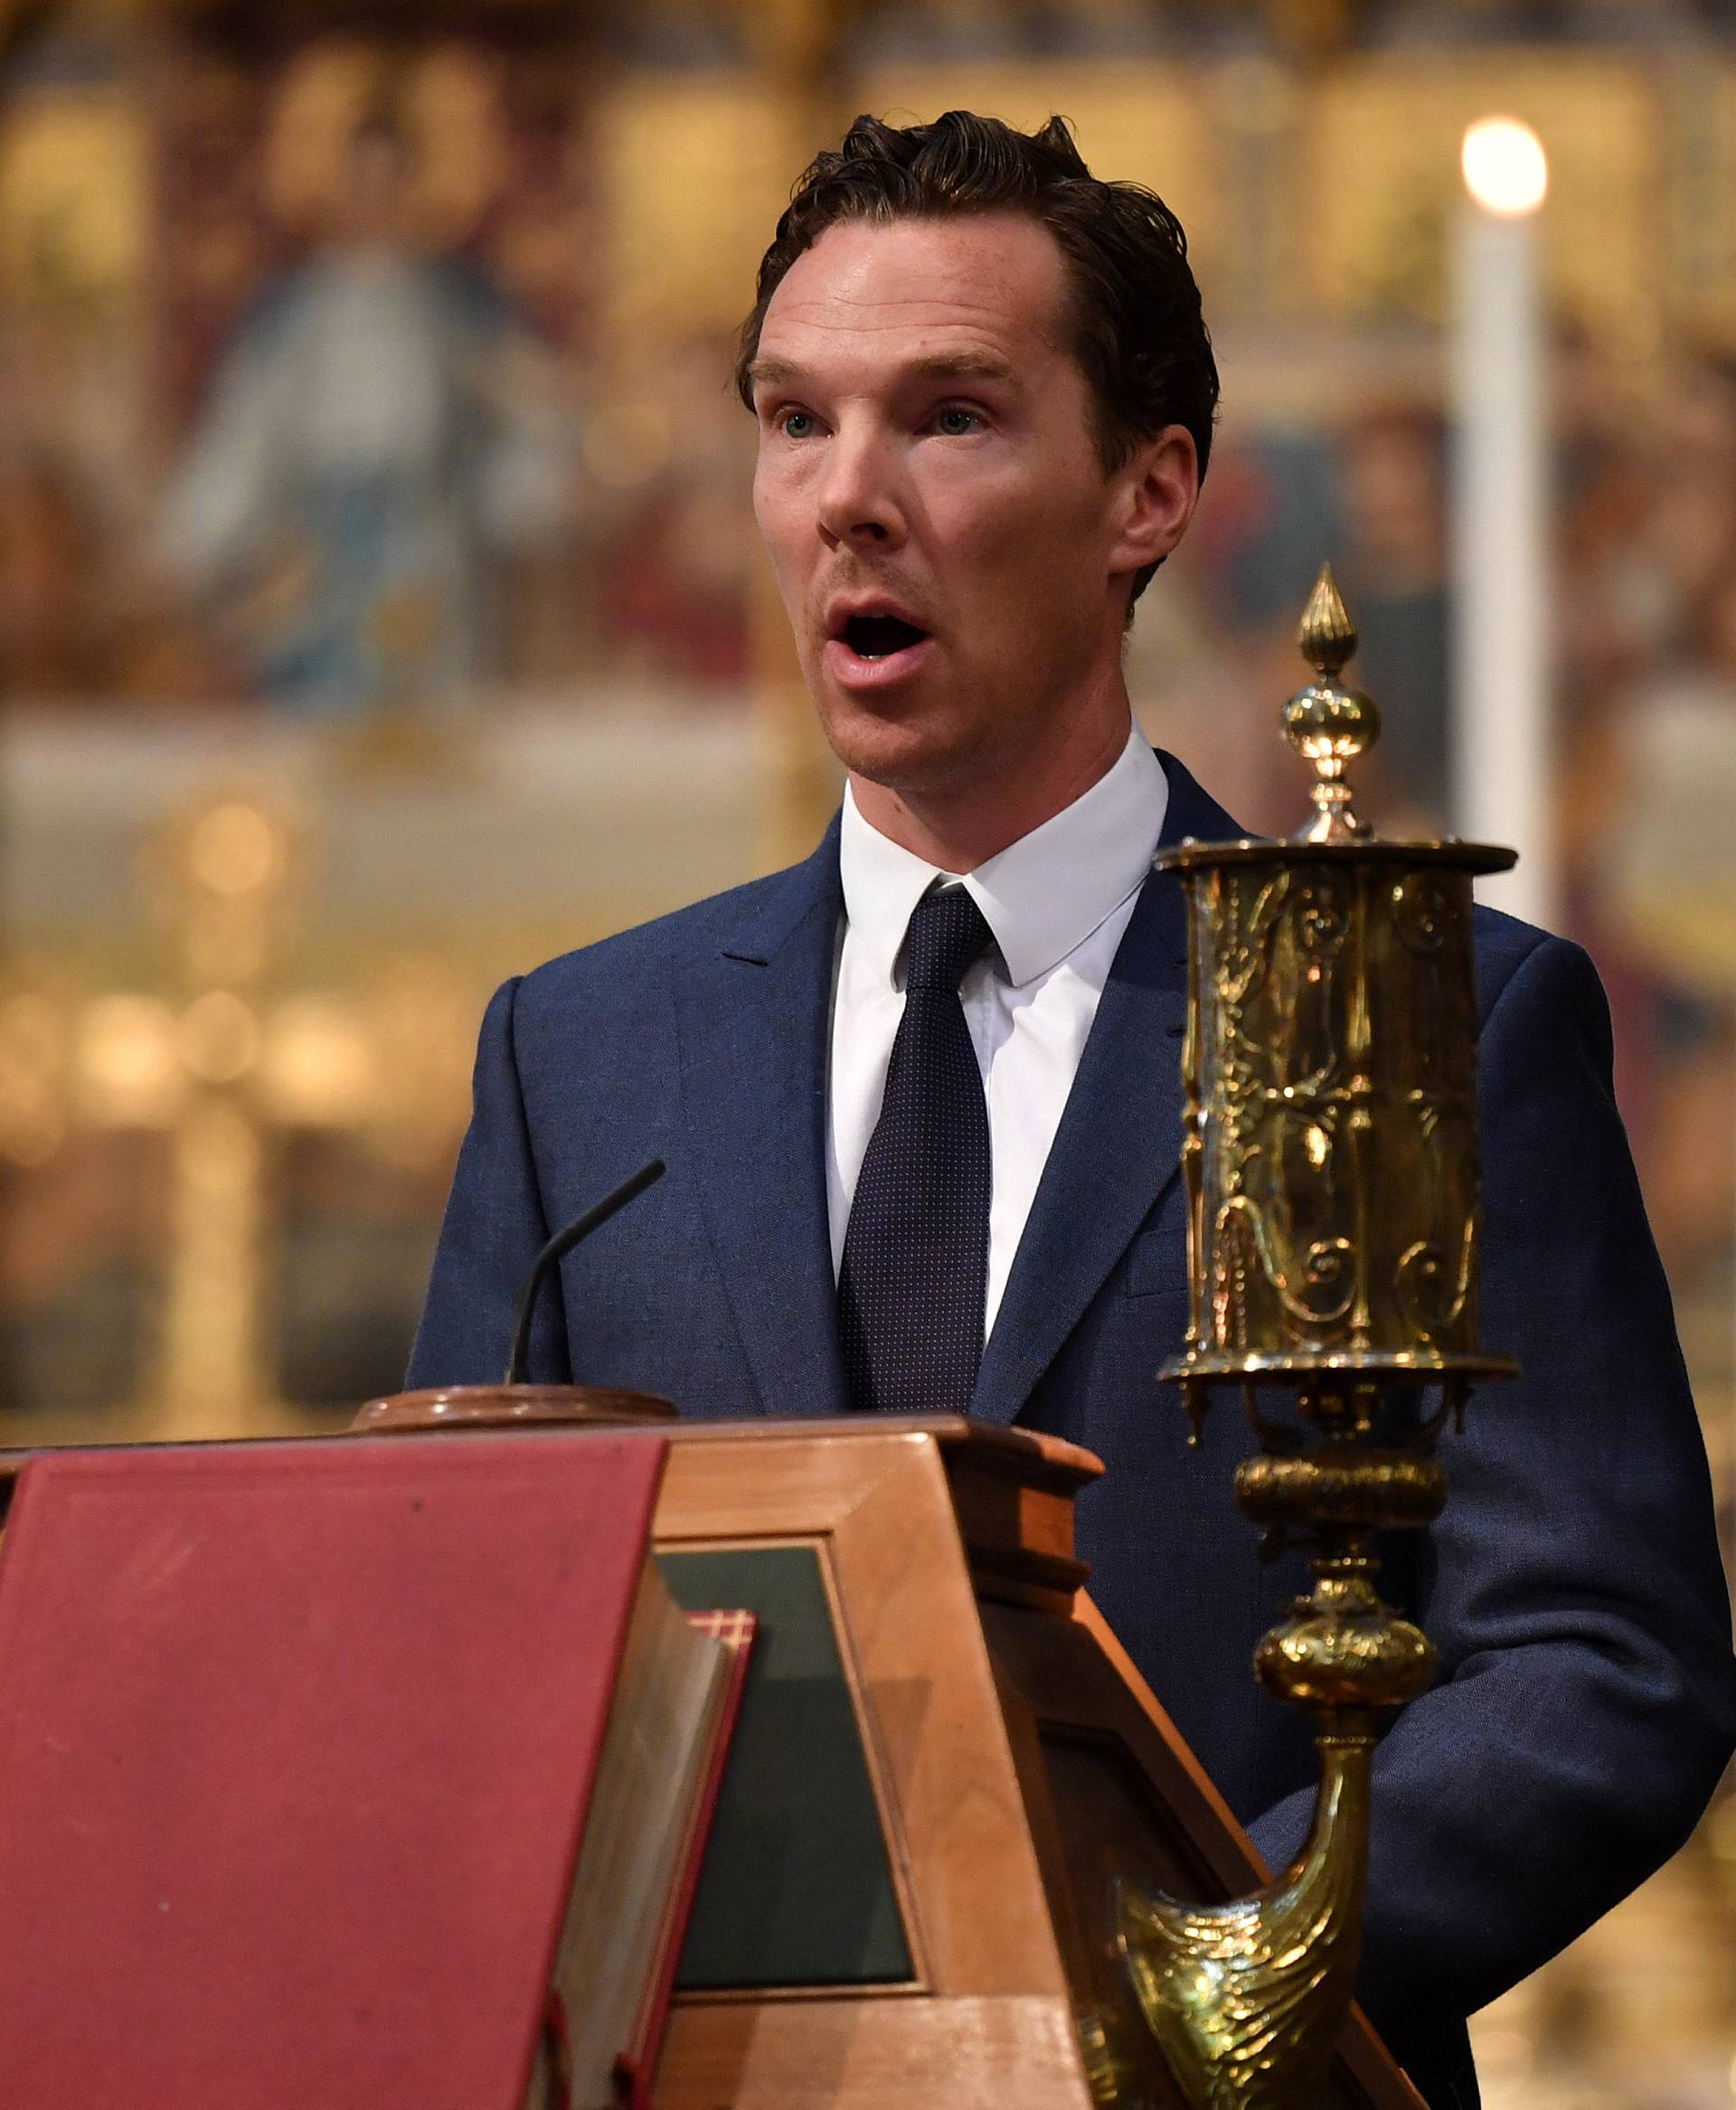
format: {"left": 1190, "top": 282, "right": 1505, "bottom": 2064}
{"left": 354, "top": 1403, "right": 1425, "bottom": 2110}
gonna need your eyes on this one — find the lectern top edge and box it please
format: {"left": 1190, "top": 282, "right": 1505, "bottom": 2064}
{"left": 0, "top": 1413, "right": 1100, "bottom": 1482}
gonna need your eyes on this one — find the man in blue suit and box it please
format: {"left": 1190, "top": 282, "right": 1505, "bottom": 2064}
{"left": 410, "top": 112, "right": 1736, "bottom": 2106}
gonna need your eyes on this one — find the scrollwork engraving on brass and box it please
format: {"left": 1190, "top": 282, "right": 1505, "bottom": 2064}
{"left": 1178, "top": 845, "right": 1492, "bottom": 1382}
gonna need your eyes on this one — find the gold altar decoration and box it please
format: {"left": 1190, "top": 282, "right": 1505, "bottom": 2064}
{"left": 1115, "top": 568, "right": 1518, "bottom": 2107}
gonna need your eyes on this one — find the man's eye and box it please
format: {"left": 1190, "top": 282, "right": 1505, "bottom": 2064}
{"left": 778, "top": 409, "right": 818, "bottom": 438}
{"left": 933, "top": 406, "right": 983, "bottom": 437}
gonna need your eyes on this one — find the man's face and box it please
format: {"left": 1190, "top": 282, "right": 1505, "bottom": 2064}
{"left": 749, "top": 212, "right": 1186, "bottom": 804}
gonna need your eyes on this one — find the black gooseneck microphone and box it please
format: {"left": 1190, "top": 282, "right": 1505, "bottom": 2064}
{"left": 503, "top": 1158, "right": 666, "bottom": 1386}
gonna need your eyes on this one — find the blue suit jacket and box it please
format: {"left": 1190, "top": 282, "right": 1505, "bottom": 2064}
{"left": 410, "top": 751, "right": 1736, "bottom": 2108}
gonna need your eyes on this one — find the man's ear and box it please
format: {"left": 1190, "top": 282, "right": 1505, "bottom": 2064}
{"left": 1108, "top": 424, "right": 1200, "bottom": 581}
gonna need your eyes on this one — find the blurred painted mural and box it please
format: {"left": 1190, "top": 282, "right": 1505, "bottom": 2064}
{"left": 0, "top": 0, "right": 1731, "bottom": 2100}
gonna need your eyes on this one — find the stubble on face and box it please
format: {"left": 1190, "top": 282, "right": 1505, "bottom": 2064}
{"left": 747, "top": 213, "right": 1146, "bottom": 855}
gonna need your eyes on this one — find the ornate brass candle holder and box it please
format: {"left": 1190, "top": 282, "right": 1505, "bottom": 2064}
{"left": 1115, "top": 569, "right": 1518, "bottom": 2107}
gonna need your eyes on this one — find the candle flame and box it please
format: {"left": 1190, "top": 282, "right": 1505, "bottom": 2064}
{"left": 1462, "top": 117, "right": 1547, "bottom": 217}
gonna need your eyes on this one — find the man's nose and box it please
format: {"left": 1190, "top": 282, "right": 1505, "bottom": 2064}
{"left": 815, "top": 429, "right": 905, "bottom": 551}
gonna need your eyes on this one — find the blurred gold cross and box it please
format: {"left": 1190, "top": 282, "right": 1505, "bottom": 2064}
{"left": 0, "top": 792, "right": 471, "bottom": 1440}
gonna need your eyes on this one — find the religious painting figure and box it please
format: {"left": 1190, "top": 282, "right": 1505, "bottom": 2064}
{"left": 156, "top": 69, "right": 571, "bottom": 716}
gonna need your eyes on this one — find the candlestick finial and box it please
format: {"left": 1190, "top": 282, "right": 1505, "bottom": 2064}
{"left": 1282, "top": 562, "right": 1381, "bottom": 843}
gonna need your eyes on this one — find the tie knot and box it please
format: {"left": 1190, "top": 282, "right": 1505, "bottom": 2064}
{"left": 903, "top": 885, "right": 994, "bottom": 994}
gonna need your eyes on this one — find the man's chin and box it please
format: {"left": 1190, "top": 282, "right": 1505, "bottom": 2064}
{"left": 816, "top": 692, "right": 984, "bottom": 800}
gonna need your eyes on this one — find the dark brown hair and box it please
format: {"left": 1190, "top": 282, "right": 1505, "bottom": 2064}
{"left": 736, "top": 109, "right": 1218, "bottom": 605}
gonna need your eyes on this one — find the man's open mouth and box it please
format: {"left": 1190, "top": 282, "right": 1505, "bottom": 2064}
{"left": 840, "top": 613, "right": 929, "bottom": 660}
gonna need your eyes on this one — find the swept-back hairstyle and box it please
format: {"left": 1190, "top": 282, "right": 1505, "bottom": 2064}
{"left": 736, "top": 109, "right": 1219, "bottom": 606}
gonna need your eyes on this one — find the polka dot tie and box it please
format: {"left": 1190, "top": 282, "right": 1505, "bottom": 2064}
{"left": 838, "top": 884, "right": 995, "bottom": 1415}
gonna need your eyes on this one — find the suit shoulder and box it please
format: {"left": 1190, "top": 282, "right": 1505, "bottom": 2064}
{"left": 1471, "top": 903, "right": 1597, "bottom": 1017}
{"left": 1470, "top": 907, "right": 1617, "bottom": 1092}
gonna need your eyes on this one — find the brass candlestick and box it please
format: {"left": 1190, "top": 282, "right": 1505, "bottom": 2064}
{"left": 1115, "top": 568, "right": 1518, "bottom": 2107}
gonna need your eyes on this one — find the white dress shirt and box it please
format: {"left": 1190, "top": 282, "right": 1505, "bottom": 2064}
{"left": 827, "top": 721, "right": 1169, "bottom": 1334}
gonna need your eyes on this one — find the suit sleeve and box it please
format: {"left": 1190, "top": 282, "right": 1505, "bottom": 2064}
{"left": 1246, "top": 932, "right": 1736, "bottom": 2049}
{"left": 406, "top": 977, "right": 573, "bottom": 1389}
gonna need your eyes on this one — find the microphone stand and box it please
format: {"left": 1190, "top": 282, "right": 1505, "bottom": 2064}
{"left": 352, "top": 1160, "right": 677, "bottom": 1435}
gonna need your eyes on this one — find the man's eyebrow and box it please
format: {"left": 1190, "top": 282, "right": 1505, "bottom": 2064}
{"left": 903, "top": 352, "right": 1019, "bottom": 384}
{"left": 744, "top": 356, "right": 802, "bottom": 392}
{"left": 746, "top": 350, "right": 1021, "bottom": 395}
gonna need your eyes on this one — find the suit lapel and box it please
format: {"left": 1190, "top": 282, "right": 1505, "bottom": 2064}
{"left": 676, "top": 826, "right": 849, "bottom": 1419}
{"left": 675, "top": 752, "right": 1241, "bottom": 1428}
{"left": 970, "top": 751, "right": 1241, "bottom": 1428}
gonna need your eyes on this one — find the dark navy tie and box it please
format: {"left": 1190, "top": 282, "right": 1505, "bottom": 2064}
{"left": 838, "top": 884, "right": 995, "bottom": 1415}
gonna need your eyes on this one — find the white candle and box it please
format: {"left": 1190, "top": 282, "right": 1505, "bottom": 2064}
{"left": 1450, "top": 116, "right": 1553, "bottom": 928}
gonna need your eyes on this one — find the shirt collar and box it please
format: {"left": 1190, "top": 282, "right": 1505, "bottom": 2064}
{"left": 838, "top": 721, "right": 1168, "bottom": 990}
